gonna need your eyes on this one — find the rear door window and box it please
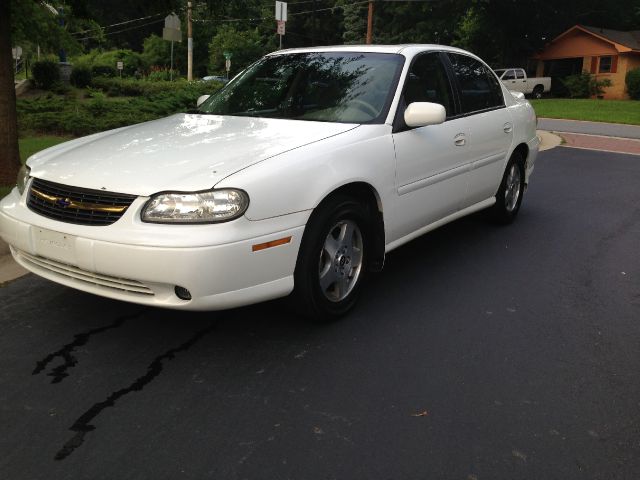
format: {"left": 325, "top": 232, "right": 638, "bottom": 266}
{"left": 447, "top": 53, "right": 505, "bottom": 114}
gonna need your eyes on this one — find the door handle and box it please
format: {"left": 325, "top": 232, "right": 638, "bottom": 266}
{"left": 454, "top": 134, "right": 466, "bottom": 146}
{"left": 503, "top": 123, "right": 513, "bottom": 133}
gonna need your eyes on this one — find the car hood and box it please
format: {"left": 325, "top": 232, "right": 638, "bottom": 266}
{"left": 27, "top": 114, "right": 359, "bottom": 196}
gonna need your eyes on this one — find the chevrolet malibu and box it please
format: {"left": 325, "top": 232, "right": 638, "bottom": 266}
{"left": 0, "top": 45, "right": 539, "bottom": 320}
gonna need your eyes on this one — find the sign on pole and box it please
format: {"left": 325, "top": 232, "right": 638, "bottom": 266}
{"left": 275, "top": 2, "right": 287, "bottom": 49}
{"left": 163, "top": 13, "right": 181, "bottom": 81}
{"left": 162, "top": 13, "right": 182, "bottom": 42}
{"left": 275, "top": 1, "right": 287, "bottom": 21}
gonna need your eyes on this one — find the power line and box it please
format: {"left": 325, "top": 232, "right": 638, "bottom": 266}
{"left": 77, "top": 19, "right": 164, "bottom": 41}
{"left": 71, "top": 12, "right": 165, "bottom": 36}
{"left": 193, "top": 1, "right": 370, "bottom": 24}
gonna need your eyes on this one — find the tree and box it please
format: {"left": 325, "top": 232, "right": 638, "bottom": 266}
{"left": 1, "top": 0, "right": 20, "bottom": 186}
{"left": 341, "top": 3, "right": 366, "bottom": 44}
{"left": 208, "top": 25, "right": 265, "bottom": 76}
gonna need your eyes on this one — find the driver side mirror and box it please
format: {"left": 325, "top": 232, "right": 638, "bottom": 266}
{"left": 404, "top": 102, "right": 446, "bottom": 128}
{"left": 196, "top": 95, "right": 211, "bottom": 108}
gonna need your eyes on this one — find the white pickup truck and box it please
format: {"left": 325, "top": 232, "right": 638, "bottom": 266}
{"left": 494, "top": 68, "right": 551, "bottom": 99}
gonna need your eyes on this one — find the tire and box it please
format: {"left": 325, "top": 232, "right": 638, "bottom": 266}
{"left": 532, "top": 86, "right": 544, "bottom": 99}
{"left": 490, "top": 152, "right": 525, "bottom": 224}
{"left": 291, "top": 195, "right": 370, "bottom": 321}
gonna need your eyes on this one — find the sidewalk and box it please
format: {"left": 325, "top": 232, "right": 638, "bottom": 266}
{"left": 538, "top": 118, "right": 640, "bottom": 156}
{"left": 0, "top": 239, "right": 27, "bottom": 284}
{"left": 559, "top": 132, "right": 640, "bottom": 156}
{"left": 538, "top": 118, "right": 640, "bottom": 140}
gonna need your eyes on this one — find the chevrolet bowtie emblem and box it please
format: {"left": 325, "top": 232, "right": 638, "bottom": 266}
{"left": 55, "top": 197, "right": 72, "bottom": 208}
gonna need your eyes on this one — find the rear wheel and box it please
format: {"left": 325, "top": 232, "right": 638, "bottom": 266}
{"left": 532, "top": 85, "right": 544, "bottom": 99}
{"left": 490, "top": 152, "right": 525, "bottom": 224}
{"left": 291, "top": 195, "right": 370, "bottom": 321}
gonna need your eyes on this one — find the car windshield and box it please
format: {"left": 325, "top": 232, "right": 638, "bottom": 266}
{"left": 493, "top": 69, "right": 506, "bottom": 76}
{"left": 198, "top": 52, "right": 404, "bottom": 123}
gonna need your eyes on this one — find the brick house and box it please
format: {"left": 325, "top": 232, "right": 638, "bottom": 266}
{"left": 532, "top": 25, "right": 640, "bottom": 99}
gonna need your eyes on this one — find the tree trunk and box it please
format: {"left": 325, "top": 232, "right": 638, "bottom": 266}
{"left": 0, "top": 0, "right": 21, "bottom": 186}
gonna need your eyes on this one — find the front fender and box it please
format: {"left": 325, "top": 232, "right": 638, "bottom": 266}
{"left": 215, "top": 125, "right": 396, "bottom": 222}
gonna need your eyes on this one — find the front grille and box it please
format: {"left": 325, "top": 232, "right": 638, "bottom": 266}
{"left": 16, "top": 250, "right": 154, "bottom": 296}
{"left": 27, "top": 178, "right": 136, "bottom": 226}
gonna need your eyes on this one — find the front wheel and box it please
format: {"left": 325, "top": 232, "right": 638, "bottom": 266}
{"left": 291, "top": 195, "right": 370, "bottom": 321}
{"left": 490, "top": 153, "right": 525, "bottom": 224}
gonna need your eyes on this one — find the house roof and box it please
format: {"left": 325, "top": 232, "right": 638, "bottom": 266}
{"left": 547, "top": 25, "right": 640, "bottom": 53}
{"left": 581, "top": 26, "right": 640, "bottom": 51}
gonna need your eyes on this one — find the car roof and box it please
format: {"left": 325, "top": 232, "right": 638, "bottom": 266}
{"left": 267, "top": 44, "right": 471, "bottom": 57}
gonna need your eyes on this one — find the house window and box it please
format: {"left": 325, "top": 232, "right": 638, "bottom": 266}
{"left": 599, "top": 56, "right": 612, "bottom": 73}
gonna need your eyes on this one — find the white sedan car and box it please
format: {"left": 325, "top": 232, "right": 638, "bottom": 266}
{"left": 0, "top": 45, "right": 539, "bottom": 320}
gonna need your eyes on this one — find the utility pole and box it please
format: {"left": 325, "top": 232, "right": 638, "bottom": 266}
{"left": 187, "top": 1, "right": 193, "bottom": 81}
{"left": 311, "top": 0, "right": 316, "bottom": 46}
{"left": 366, "top": 1, "right": 374, "bottom": 45}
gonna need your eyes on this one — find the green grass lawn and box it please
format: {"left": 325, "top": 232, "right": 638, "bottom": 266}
{"left": 19, "top": 135, "right": 71, "bottom": 162}
{"left": 530, "top": 99, "right": 640, "bottom": 125}
{"left": 0, "top": 136, "right": 70, "bottom": 198}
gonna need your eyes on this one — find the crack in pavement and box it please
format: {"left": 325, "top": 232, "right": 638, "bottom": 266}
{"left": 32, "top": 310, "right": 145, "bottom": 384}
{"left": 54, "top": 324, "right": 215, "bottom": 461}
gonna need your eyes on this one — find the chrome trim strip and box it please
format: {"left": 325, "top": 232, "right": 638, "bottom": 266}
{"left": 471, "top": 152, "right": 506, "bottom": 170}
{"left": 30, "top": 188, "right": 129, "bottom": 213}
{"left": 398, "top": 163, "right": 468, "bottom": 196}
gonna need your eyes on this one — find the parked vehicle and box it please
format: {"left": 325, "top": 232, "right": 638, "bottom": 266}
{"left": 1, "top": 45, "right": 539, "bottom": 320}
{"left": 202, "top": 75, "right": 229, "bottom": 84}
{"left": 494, "top": 68, "right": 551, "bottom": 99}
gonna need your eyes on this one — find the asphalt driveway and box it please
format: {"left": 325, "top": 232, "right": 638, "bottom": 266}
{"left": 1, "top": 147, "right": 639, "bottom": 480}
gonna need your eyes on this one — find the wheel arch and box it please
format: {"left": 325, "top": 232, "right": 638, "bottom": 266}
{"left": 309, "top": 181, "right": 386, "bottom": 272}
{"left": 512, "top": 142, "right": 529, "bottom": 178}
{"left": 512, "top": 142, "right": 529, "bottom": 167}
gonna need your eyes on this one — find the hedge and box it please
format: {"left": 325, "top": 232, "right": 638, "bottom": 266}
{"left": 18, "top": 80, "right": 223, "bottom": 137}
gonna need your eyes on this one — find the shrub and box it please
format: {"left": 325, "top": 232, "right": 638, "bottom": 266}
{"left": 561, "top": 72, "right": 590, "bottom": 98}
{"left": 591, "top": 77, "right": 612, "bottom": 97}
{"left": 92, "top": 49, "right": 144, "bottom": 77}
{"left": 32, "top": 60, "right": 60, "bottom": 90}
{"left": 146, "top": 67, "right": 180, "bottom": 82}
{"left": 91, "top": 64, "right": 117, "bottom": 78}
{"left": 562, "top": 71, "right": 612, "bottom": 98}
{"left": 626, "top": 68, "right": 640, "bottom": 100}
{"left": 70, "top": 65, "right": 92, "bottom": 88}
{"left": 17, "top": 81, "right": 223, "bottom": 137}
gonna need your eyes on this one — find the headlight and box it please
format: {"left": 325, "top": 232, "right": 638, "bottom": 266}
{"left": 141, "top": 189, "right": 249, "bottom": 224}
{"left": 17, "top": 165, "right": 31, "bottom": 195}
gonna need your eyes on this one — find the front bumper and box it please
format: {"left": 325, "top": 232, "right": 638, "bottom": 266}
{"left": 0, "top": 188, "right": 309, "bottom": 311}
